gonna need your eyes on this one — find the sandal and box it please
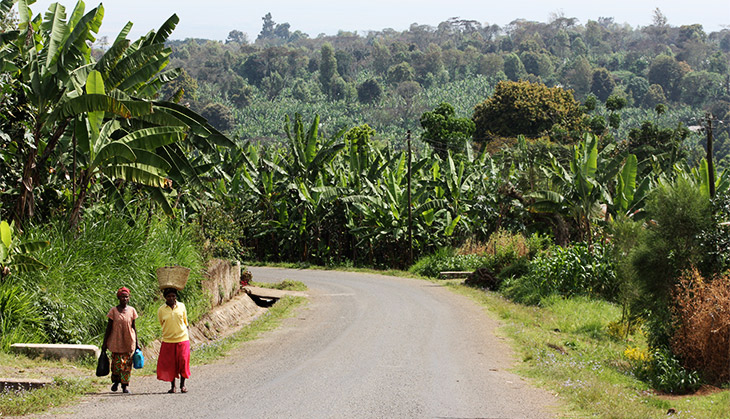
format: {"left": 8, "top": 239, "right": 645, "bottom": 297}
{"left": 180, "top": 386, "right": 187, "bottom": 393}
{"left": 111, "top": 382, "right": 119, "bottom": 392}
{"left": 167, "top": 388, "right": 176, "bottom": 393}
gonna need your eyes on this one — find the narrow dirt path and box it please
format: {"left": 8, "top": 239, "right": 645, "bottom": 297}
{"left": 45, "top": 267, "right": 560, "bottom": 418}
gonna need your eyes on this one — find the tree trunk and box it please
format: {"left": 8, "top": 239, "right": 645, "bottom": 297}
{"left": 69, "top": 171, "right": 91, "bottom": 230}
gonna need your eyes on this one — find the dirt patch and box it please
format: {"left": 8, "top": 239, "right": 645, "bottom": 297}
{"left": 653, "top": 384, "right": 726, "bottom": 400}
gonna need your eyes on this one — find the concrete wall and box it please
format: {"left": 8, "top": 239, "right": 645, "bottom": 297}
{"left": 201, "top": 259, "right": 241, "bottom": 308}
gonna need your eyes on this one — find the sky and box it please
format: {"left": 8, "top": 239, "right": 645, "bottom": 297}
{"left": 19, "top": 0, "right": 730, "bottom": 42}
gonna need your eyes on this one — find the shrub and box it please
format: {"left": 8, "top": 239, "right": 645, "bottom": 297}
{"left": 631, "top": 348, "right": 701, "bottom": 394}
{"left": 473, "top": 80, "right": 586, "bottom": 142}
{"left": 0, "top": 283, "right": 45, "bottom": 350}
{"left": 631, "top": 177, "right": 713, "bottom": 348}
{"left": 671, "top": 269, "right": 730, "bottom": 384}
{"left": 501, "top": 242, "right": 618, "bottom": 305}
{"left": 409, "top": 247, "right": 491, "bottom": 278}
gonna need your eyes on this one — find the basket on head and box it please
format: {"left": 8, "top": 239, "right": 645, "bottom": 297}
{"left": 156, "top": 266, "right": 190, "bottom": 290}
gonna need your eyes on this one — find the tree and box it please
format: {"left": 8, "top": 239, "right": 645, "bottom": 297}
{"left": 226, "top": 30, "right": 248, "bottom": 45}
{"left": 357, "top": 78, "right": 383, "bottom": 104}
{"left": 520, "top": 51, "right": 553, "bottom": 79}
{"left": 319, "top": 43, "right": 338, "bottom": 97}
{"left": 503, "top": 53, "right": 527, "bottom": 81}
{"left": 626, "top": 76, "right": 650, "bottom": 105}
{"left": 679, "top": 71, "right": 722, "bottom": 107}
{"left": 200, "top": 103, "right": 234, "bottom": 132}
{"left": 528, "top": 134, "right": 611, "bottom": 242}
{"left": 591, "top": 68, "right": 616, "bottom": 101}
{"left": 2, "top": 2, "right": 234, "bottom": 229}
{"left": 648, "top": 55, "right": 685, "bottom": 101}
{"left": 472, "top": 80, "right": 586, "bottom": 143}
{"left": 643, "top": 84, "right": 667, "bottom": 108}
{"left": 420, "top": 103, "right": 475, "bottom": 159}
{"left": 257, "top": 13, "right": 275, "bottom": 41}
{"left": 563, "top": 57, "right": 592, "bottom": 97}
{"left": 626, "top": 121, "right": 690, "bottom": 176}
{"left": 387, "top": 62, "right": 415, "bottom": 84}
{"left": 292, "top": 79, "right": 311, "bottom": 102}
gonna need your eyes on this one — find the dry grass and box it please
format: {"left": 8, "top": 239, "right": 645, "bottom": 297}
{"left": 672, "top": 268, "right": 730, "bottom": 384}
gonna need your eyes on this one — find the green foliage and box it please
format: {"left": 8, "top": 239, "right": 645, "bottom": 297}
{"left": 501, "top": 242, "right": 618, "bottom": 305}
{"left": 409, "top": 248, "right": 489, "bottom": 278}
{"left": 590, "top": 67, "right": 616, "bottom": 101}
{"left": 472, "top": 80, "right": 586, "bottom": 142}
{"left": 356, "top": 78, "right": 382, "bottom": 104}
{"left": 7, "top": 212, "right": 208, "bottom": 347}
{"left": 0, "top": 282, "right": 46, "bottom": 350}
{"left": 319, "top": 43, "right": 338, "bottom": 97}
{"left": 632, "top": 348, "right": 701, "bottom": 394}
{"left": 0, "top": 219, "right": 49, "bottom": 279}
{"left": 631, "top": 176, "right": 713, "bottom": 348}
{"left": 200, "top": 102, "right": 235, "bottom": 132}
{"left": 419, "top": 102, "right": 475, "bottom": 159}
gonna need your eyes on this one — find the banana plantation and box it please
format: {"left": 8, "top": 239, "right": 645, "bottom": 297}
{"left": 2, "top": 0, "right": 730, "bottom": 397}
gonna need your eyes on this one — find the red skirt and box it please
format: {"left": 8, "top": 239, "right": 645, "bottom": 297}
{"left": 156, "top": 341, "right": 191, "bottom": 382}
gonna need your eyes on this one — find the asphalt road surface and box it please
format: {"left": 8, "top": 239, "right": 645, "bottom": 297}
{"left": 47, "top": 267, "right": 559, "bottom": 418}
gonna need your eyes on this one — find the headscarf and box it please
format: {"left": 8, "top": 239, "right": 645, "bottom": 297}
{"left": 117, "top": 287, "right": 130, "bottom": 298}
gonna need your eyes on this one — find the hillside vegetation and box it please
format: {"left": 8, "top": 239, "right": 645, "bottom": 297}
{"left": 1, "top": 2, "right": 730, "bottom": 417}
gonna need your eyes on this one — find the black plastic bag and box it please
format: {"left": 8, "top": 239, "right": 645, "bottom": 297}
{"left": 96, "top": 351, "right": 110, "bottom": 376}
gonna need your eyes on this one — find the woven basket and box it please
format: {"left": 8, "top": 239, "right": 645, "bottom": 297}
{"left": 156, "top": 266, "right": 190, "bottom": 290}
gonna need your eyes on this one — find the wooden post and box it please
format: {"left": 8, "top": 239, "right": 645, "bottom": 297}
{"left": 706, "top": 113, "right": 715, "bottom": 199}
{"left": 407, "top": 130, "right": 413, "bottom": 266}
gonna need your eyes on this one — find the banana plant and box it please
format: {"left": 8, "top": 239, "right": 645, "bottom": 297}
{"left": 8, "top": 1, "right": 138, "bottom": 225}
{"left": 283, "top": 113, "right": 345, "bottom": 182}
{"left": 529, "top": 133, "right": 613, "bottom": 242}
{"left": 0, "top": 219, "right": 48, "bottom": 280}
{"left": 609, "top": 153, "right": 652, "bottom": 219}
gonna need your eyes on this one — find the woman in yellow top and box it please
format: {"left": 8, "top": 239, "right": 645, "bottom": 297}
{"left": 157, "top": 288, "right": 191, "bottom": 393}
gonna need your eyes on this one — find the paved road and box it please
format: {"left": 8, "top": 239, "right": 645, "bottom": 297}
{"left": 48, "top": 267, "right": 559, "bottom": 418}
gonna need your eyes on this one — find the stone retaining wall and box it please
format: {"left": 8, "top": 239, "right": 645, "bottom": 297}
{"left": 201, "top": 259, "right": 241, "bottom": 307}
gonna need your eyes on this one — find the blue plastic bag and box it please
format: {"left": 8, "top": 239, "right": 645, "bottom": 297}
{"left": 132, "top": 348, "right": 144, "bottom": 369}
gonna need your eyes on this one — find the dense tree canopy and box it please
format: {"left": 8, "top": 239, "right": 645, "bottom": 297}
{"left": 419, "top": 103, "right": 475, "bottom": 159}
{"left": 472, "top": 81, "right": 586, "bottom": 143}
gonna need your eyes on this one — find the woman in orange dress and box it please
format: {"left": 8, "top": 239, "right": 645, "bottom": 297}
{"left": 101, "top": 287, "right": 139, "bottom": 394}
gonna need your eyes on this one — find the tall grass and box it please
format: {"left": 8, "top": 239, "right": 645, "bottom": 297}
{"left": 5, "top": 213, "right": 209, "bottom": 348}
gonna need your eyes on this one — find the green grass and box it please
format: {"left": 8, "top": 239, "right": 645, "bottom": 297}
{"left": 0, "top": 377, "right": 96, "bottom": 416}
{"left": 10, "top": 213, "right": 210, "bottom": 348}
{"left": 190, "top": 296, "right": 306, "bottom": 364}
{"left": 250, "top": 280, "right": 308, "bottom": 291}
{"left": 446, "top": 282, "right": 730, "bottom": 418}
{"left": 0, "top": 351, "right": 97, "bottom": 417}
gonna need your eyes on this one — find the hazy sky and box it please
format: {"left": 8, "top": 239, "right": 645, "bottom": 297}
{"left": 21, "top": 0, "right": 730, "bottom": 42}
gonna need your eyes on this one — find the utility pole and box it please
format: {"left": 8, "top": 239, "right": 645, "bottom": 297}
{"left": 706, "top": 113, "right": 715, "bottom": 198}
{"left": 407, "top": 130, "right": 413, "bottom": 266}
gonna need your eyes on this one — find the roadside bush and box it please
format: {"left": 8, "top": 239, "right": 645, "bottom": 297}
{"left": 0, "top": 283, "right": 45, "bottom": 351}
{"left": 631, "top": 177, "right": 713, "bottom": 348}
{"left": 459, "top": 230, "right": 549, "bottom": 277}
{"left": 409, "top": 247, "right": 491, "bottom": 278}
{"left": 631, "top": 348, "right": 701, "bottom": 394}
{"left": 501, "top": 242, "right": 617, "bottom": 305}
{"left": 671, "top": 269, "right": 730, "bottom": 385}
